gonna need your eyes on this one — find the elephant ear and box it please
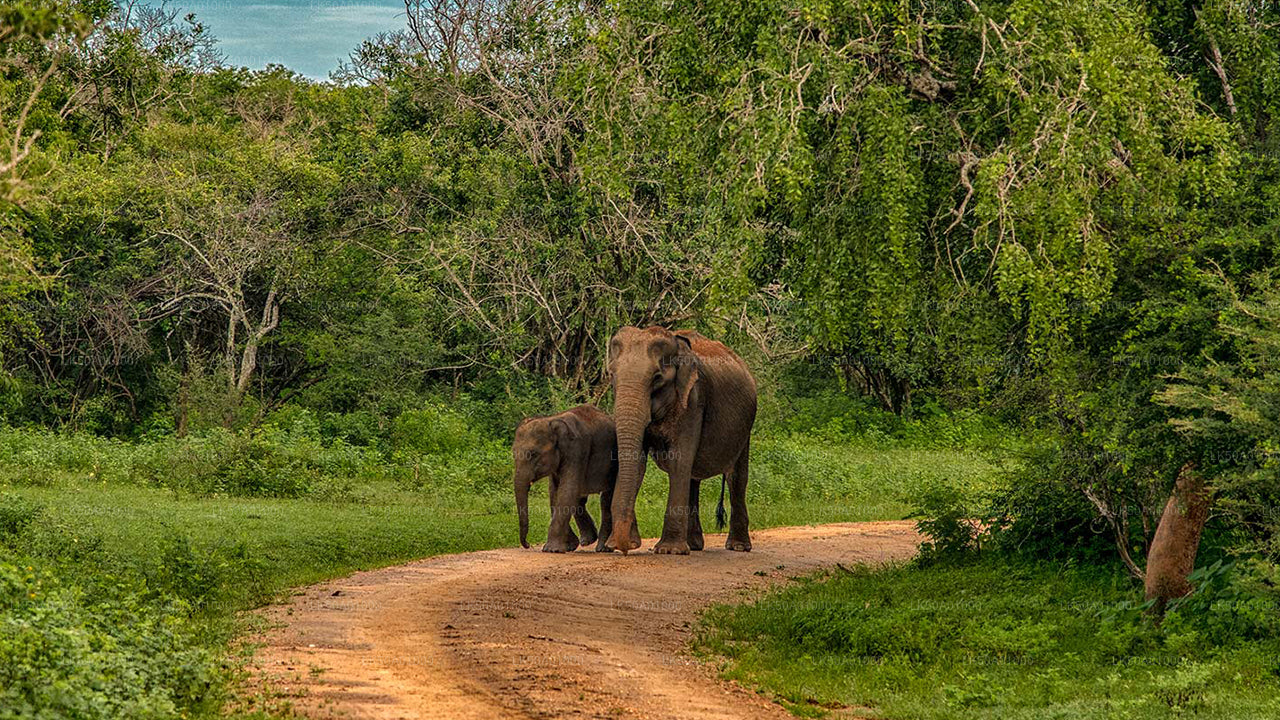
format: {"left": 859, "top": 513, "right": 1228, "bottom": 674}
{"left": 606, "top": 336, "right": 622, "bottom": 380}
{"left": 551, "top": 417, "right": 579, "bottom": 447}
{"left": 674, "top": 335, "right": 700, "bottom": 411}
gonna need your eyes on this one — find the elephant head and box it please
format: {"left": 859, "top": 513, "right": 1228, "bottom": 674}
{"left": 512, "top": 416, "right": 576, "bottom": 548}
{"left": 605, "top": 326, "right": 699, "bottom": 553}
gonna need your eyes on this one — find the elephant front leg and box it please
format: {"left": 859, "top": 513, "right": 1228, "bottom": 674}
{"left": 573, "top": 497, "right": 598, "bottom": 548}
{"left": 543, "top": 475, "right": 581, "bottom": 553}
{"left": 653, "top": 447, "right": 697, "bottom": 555}
{"left": 596, "top": 487, "right": 640, "bottom": 552}
{"left": 687, "top": 478, "right": 704, "bottom": 551}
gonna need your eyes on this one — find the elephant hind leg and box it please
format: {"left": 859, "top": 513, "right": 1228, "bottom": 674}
{"left": 573, "top": 497, "right": 598, "bottom": 547}
{"left": 687, "top": 478, "right": 705, "bottom": 551}
{"left": 725, "top": 442, "right": 751, "bottom": 552}
{"left": 544, "top": 476, "right": 581, "bottom": 553}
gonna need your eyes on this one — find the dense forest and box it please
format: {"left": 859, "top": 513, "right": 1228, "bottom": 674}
{"left": 6, "top": 0, "right": 1278, "bottom": 563}
{"left": 3, "top": 0, "right": 1280, "bottom": 718}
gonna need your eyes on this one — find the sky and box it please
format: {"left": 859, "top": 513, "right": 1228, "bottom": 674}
{"left": 177, "top": 1, "right": 408, "bottom": 80}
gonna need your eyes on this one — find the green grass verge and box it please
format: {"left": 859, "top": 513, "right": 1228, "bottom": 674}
{"left": 694, "top": 558, "right": 1280, "bottom": 720}
{"left": 0, "top": 424, "right": 1000, "bottom": 719}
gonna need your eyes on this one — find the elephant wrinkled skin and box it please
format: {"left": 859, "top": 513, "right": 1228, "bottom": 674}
{"left": 604, "top": 327, "right": 757, "bottom": 555}
{"left": 512, "top": 405, "right": 639, "bottom": 553}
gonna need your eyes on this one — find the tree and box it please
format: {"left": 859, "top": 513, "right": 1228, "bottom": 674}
{"left": 1158, "top": 270, "right": 1280, "bottom": 561}
{"left": 0, "top": 0, "right": 95, "bottom": 293}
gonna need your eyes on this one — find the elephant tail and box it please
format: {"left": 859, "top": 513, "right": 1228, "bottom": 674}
{"left": 715, "top": 477, "right": 727, "bottom": 530}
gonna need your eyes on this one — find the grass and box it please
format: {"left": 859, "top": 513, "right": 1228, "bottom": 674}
{"left": 0, "top": 410, "right": 1003, "bottom": 719}
{"left": 3, "top": 436, "right": 998, "bottom": 594}
{"left": 694, "top": 558, "right": 1280, "bottom": 720}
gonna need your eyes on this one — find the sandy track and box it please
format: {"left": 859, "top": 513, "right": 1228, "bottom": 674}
{"left": 249, "top": 521, "right": 918, "bottom": 720}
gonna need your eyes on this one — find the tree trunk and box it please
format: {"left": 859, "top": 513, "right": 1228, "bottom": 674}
{"left": 175, "top": 369, "right": 190, "bottom": 438}
{"left": 1144, "top": 464, "right": 1212, "bottom": 617}
{"left": 222, "top": 291, "right": 279, "bottom": 427}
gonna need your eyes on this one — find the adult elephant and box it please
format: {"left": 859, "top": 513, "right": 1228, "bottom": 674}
{"left": 605, "top": 326, "right": 757, "bottom": 555}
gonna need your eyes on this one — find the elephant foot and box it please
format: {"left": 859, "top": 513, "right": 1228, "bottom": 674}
{"left": 653, "top": 537, "right": 690, "bottom": 555}
{"left": 726, "top": 535, "right": 752, "bottom": 552}
{"left": 579, "top": 528, "right": 598, "bottom": 547}
{"left": 542, "top": 537, "right": 580, "bottom": 553}
{"left": 595, "top": 539, "right": 615, "bottom": 552}
{"left": 687, "top": 531, "right": 705, "bottom": 551}
{"left": 607, "top": 527, "right": 642, "bottom": 554}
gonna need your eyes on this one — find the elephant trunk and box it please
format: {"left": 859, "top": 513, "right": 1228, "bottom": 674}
{"left": 515, "top": 472, "right": 532, "bottom": 548}
{"left": 608, "top": 369, "right": 651, "bottom": 554}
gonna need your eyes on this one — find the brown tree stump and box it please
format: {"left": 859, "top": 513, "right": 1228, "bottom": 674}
{"left": 1144, "top": 464, "right": 1213, "bottom": 617}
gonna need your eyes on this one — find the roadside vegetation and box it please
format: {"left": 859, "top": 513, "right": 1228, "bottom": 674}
{"left": 695, "top": 418, "right": 1280, "bottom": 718}
{"left": 0, "top": 384, "right": 1002, "bottom": 718}
{"left": 697, "top": 558, "right": 1280, "bottom": 720}
{"left": 5, "top": 0, "right": 1280, "bottom": 718}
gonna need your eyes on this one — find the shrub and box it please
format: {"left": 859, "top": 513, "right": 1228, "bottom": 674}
{"left": 149, "top": 534, "right": 271, "bottom": 613}
{"left": 1151, "top": 662, "right": 1213, "bottom": 711}
{"left": 911, "top": 482, "right": 983, "bottom": 562}
{"left": 1162, "top": 559, "right": 1280, "bottom": 647}
{"left": 697, "top": 557, "right": 1280, "bottom": 720}
{"left": 461, "top": 373, "right": 580, "bottom": 440}
{"left": 0, "top": 562, "right": 221, "bottom": 720}
{"left": 972, "top": 441, "right": 1117, "bottom": 563}
{"left": 316, "top": 408, "right": 387, "bottom": 447}
{"left": 131, "top": 429, "right": 369, "bottom": 499}
{"left": 391, "top": 440, "right": 510, "bottom": 496}
{"left": 390, "top": 404, "right": 482, "bottom": 456}
{"left": 0, "top": 493, "right": 43, "bottom": 540}
{"left": 0, "top": 428, "right": 135, "bottom": 485}
{"left": 760, "top": 389, "right": 903, "bottom": 441}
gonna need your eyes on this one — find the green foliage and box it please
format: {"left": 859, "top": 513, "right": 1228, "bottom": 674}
{"left": 1157, "top": 271, "right": 1280, "bottom": 558}
{"left": 0, "top": 492, "right": 42, "bottom": 538}
{"left": 973, "top": 437, "right": 1126, "bottom": 563}
{"left": 696, "top": 558, "right": 1280, "bottom": 719}
{"left": 1163, "top": 559, "right": 1280, "bottom": 647}
{"left": 0, "top": 562, "right": 220, "bottom": 720}
{"left": 390, "top": 404, "right": 480, "bottom": 456}
{"left": 132, "top": 429, "right": 364, "bottom": 499}
{"left": 0, "top": 400, "right": 1003, "bottom": 719}
{"left": 5, "top": 0, "right": 1280, "bottom": 716}
{"left": 0, "top": 395, "right": 526, "bottom": 501}
{"left": 911, "top": 483, "right": 983, "bottom": 563}
{"left": 0, "top": 428, "right": 135, "bottom": 485}
{"left": 148, "top": 534, "right": 269, "bottom": 613}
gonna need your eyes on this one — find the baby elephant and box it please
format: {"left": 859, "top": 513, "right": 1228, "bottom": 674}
{"left": 513, "top": 405, "right": 641, "bottom": 553}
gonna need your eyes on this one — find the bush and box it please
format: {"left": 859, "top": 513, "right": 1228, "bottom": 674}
{"left": 316, "top": 409, "right": 387, "bottom": 447}
{"left": 391, "top": 440, "right": 511, "bottom": 496}
{"left": 0, "top": 562, "right": 221, "bottom": 720}
{"left": 940, "top": 439, "right": 1117, "bottom": 563}
{"left": 390, "top": 404, "right": 481, "bottom": 456}
{"left": 131, "top": 429, "right": 369, "bottom": 499}
{"left": 148, "top": 534, "right": 271, "bottom": 613}
{"left": 0, "top": 412, "right": 511, "bottom": 502}
{"left": 911, "top": 482, "right": 982, "bottom": 562}
{"left": 0, "top": 428, "right": 135, "bottom": 485}
{"left": 757, "top": 388, "right": 1012, "bottom": 452}
{"left": 696, "top": 557, "right": 1280, "bottom": 720}
{"left": 461, "top": 373, "right": 581, "bottom": 440}
{"left": 1162, "top": 559, "right": 1280, "bottom": 647}
{"left": 0, "top": 493, "right": 43, "bottom": 540}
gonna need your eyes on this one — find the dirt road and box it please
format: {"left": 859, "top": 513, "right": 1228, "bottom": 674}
{"left": 250, "top": 521, "right": 918, "bottom": 719}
